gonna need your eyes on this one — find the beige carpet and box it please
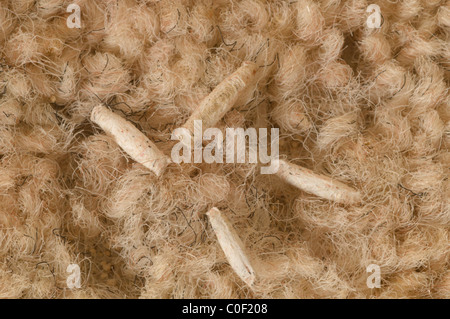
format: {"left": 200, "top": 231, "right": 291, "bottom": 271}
{"left": 0, "top": 0, "right": 448, "bottom": 298}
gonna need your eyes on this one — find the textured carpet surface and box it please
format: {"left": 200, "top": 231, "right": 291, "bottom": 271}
{"left": 0, "top": 0, "right": 449, "bottom": 298}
